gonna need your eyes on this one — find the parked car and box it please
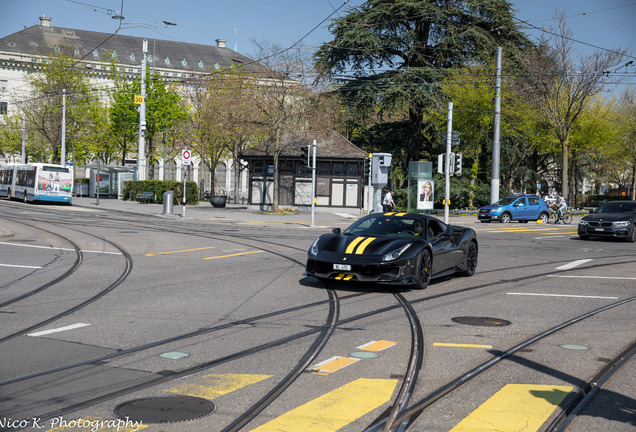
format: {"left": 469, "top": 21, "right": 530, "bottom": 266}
{"left": 578, "top": 201, "right": 636, "bottom": 241}
{"left": 478, "top": 195, "right": 550, "bottom": 224}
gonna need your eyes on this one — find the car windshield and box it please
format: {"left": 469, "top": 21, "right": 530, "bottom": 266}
{"left": 596, "top": 202, "right": 636, "bottom": 214}
{"left": 343, "top": 215, "right": 426, "bottom": 239}
{"left": 494, "top": 197, "right": 516, "bottom": 205}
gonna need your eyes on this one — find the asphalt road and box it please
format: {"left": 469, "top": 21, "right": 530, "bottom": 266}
{"left": 0, "top": 199, "right": 634, "bottom": 432}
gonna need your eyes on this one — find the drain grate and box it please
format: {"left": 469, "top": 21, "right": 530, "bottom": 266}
{"left": 451, "top": 316, "right": 511, "bottom": 327}
{"left": 114, "top": 396, "right": 216, "bottom": 423}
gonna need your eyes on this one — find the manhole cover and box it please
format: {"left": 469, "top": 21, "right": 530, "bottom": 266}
{"left": 114, "top": 396, "right": 216, "bottom": 423}
{"left": 451, "top": 316, "right": 511, "bottom": 327}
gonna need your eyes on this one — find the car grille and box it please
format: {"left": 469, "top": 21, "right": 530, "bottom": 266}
{"left": 588, "top": 221, "right": 614, "bottom": 227}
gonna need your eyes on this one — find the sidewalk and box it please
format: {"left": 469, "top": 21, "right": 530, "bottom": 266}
{"left": 0, "top": 197, "right": 481, "bottom": 238}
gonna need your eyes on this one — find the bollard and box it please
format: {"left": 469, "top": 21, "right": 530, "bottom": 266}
{"left": 163, "top": 190, "right": 173, "bottom": 214}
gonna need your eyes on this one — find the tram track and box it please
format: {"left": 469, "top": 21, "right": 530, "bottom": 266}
{"left": 1, "top": 201, "right": 634, "bottom": 431}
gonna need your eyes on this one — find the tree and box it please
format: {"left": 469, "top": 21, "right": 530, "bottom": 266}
{"left": 251, "top": 42, "right": 333, "bottom": 212}
{"left": 182, "top": 64, "right": 262, "bottom": 195}
{"left": 516, "top": 12, "right": 627, "bottom": 201}
{"left": 616, "top": 90, "right": 636, "bottom": 199}
{"left": 315, "top": 0, "right": 532, "bottom": 173}
{"left": 19, "top": 48, "right": 104, "bottom": 164}
{"left": 110, "top": 68, "right": 188, "bottom": 177}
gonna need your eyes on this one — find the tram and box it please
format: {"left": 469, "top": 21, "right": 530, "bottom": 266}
{"left": 0, "top": 163, "right": 73, "bottom": 204}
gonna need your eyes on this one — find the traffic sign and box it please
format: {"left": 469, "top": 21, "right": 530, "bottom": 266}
{"left": 134, "top": 95, "right": 144, "bottom": 104}
{"left": 182, "top": 149, "right": 191, "bottom": 164}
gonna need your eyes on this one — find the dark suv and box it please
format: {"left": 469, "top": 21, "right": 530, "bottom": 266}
{"left": 478, "top": 195, "right": 550, "bottom": 224}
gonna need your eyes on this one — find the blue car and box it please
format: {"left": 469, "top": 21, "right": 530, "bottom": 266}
{"left": 478, "top": 195, "right": 550, "bottom": 224}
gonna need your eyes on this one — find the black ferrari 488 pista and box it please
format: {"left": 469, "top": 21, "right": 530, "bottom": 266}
{"left": 306, "top": 212, "right": 478, "bottom": 289}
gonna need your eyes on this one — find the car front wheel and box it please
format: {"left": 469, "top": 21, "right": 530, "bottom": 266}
{"left": 628, "top": 225, "right": 636, "bottom": 242}
{"left": 500, "top": 213, "right": 511, "bottom": 223}
{"left": 414, "top": 249, "right": 432, "bottom": 290}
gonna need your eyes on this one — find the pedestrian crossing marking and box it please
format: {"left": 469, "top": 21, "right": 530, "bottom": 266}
{"left": 251, "top": 378, "right": 397, "bottom": 432}
{"left": 164, "top": 373, "right": 271, "bottom": 399}
{"left": 357, "top": 340, "right": 397, "bottom": 351}
{"left": 309, "top": 356, "right": 359, "bottom": 375}
{"left": 449, "top": 383, "right": 573, "bottom": 431}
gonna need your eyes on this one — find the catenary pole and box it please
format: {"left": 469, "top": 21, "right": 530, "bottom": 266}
{"left": 491, "top": 47, "right": 502, "bottom": 204}
{"left": 444, "top": 102, "right": 453, "bottom": 224}
{"left": 61, "top": 89, "right": 66, "bottom": 166}
{"left": 138, "top": 39, "right": 147, "bottom": 181}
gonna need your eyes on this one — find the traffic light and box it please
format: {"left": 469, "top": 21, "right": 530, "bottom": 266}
{"left": 454, "top": 153, "right": 463, "bottom": 176}
{"left": 437, "top": 154, "right": 444, "bottom": 174}
{"left": 364, "top": 157, "right": 371, "bottom": 176}
{"left": 302, "top": 145, "right": 309, "bottom": 166}
{"left": 448, "top": 152, "right": 455, "bottom": 175}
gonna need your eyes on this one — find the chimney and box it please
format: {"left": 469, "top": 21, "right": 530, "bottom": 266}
{"left": 215, "top": 39, "right": 226, "bottom": 48}
{"left": 39, "top": 15, "right": 52, "bottom": 27}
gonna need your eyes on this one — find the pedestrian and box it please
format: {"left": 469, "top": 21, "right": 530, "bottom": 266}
{"left": 382, "top": 188, "right": 395, "bottom": 212}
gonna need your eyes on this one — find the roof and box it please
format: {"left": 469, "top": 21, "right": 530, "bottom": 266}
{"left": 240, "top": 130, "right": 368, "bottom": 160}
{"left": 0, "top": 23, "right": 267, "bottom": 76}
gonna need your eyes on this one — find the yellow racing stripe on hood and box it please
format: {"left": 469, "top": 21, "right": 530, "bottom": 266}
{"left": 345, "top": 237, "right": 365, "bottom": 254}
{"left": 355, "top": 237, "right": 376, "bottom": 254}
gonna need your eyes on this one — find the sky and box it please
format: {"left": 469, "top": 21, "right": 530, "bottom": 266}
{"left": 1, "top": 0, "right": 634, "bottom": 79}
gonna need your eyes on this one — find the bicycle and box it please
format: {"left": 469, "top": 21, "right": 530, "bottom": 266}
{"left": 549, "top": 206, "right": 573, "bottom": 224}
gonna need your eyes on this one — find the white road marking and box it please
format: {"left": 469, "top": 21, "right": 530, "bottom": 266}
{"left": 508, "top": 292, "right": 618, "bottom": 299}
{"left": 0, "top": 241, "right": 121, "bottom": 255}
{"left": 555, "top": 259, "right": 593, "bottom": 270}
{"left": 0, "top": 263, "right": 43, "bottom": 269}
{"left": 333, "top": 212, "right": 358, "bottom": 219}
{"left": 548, "top": 275, "right": 636, "bottom": 280}
{"left": 27, "top": 323, "right": 90, "bottom": 337}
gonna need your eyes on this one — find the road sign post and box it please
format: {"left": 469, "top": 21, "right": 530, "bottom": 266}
{"left": 181, "top": 150, "right": 192, "bottom": 218}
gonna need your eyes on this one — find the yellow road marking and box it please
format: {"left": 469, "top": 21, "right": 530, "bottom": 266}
{"left": 355, "top": 237, "right": 376, "bottom": 254}
{"left": 433, "top": 342, "right": 493, "bottom": 349}
{"left": 164, "top": 373, "right": 271, "bottom": 399}
{"left": 358, "top": 340, "right": 397, "bottom": 351}
{"left": 310, "top": 356, "right": 359, "bottom": 375}
{"left": 251, "top": 378, "right": 397, "bottom": 432}
{"left": 145, "top": 246, "right": 216, "bottom": 256}
{"left": 345, "top": 236, "right": 365, "bottom": 254}
{"left": 449, "top": 383, "right": 573, "bottom": 432}
{"left": 46, "top": 416, "right": 147, "bottom": 431}
{"left": 203, "top": 250, "right": 264, "bottom": 260}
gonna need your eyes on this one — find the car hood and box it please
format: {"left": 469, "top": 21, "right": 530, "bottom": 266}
{"left": 479, "top": 204, "right": 503, "bottom": 211}
{"left": 582, "top": 213, "right": 634, "bottom": 222}
{"left": 316, "top": 234, "right": 418, "bottom": 256}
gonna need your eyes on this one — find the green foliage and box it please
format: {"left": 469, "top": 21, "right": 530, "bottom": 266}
{"left": 122, "top": 180, "right": 199, "bottom": 205}
{"left": 316, "top": 0, "right": 532, "bottom": 174}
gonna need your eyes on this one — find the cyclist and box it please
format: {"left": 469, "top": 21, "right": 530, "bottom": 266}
{"left": 554, "top": 193, "right": 567, "bottom": 223}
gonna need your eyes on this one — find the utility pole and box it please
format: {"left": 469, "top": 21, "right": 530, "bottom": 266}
{"left": 310, "top": 139, "right": 316, "bottom": 227}
{"left": 491, "top": 47, "right": 502, "bottom": 204}
{"left": 444, "top": 102, "right": 453, "bottom": 224}
{"left": 21, "top": 111, "right": 26, "bottom": 163}
{"left": 61, "top": 88, "right": 66, "bottom": 166}
{"left": 138, "top": 39, "right": 147, "bottom": 181}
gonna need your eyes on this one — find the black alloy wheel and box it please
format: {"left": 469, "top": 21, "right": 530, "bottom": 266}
{"left": 414, "top": 249, "right": 432, "bottom": 289}
{"left": 462, "top": 241, "right": 478, "bottom": 276}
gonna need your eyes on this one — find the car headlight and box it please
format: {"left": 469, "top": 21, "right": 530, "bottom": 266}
{"left": 613, "top": 221, "right": 631, "bottom": 227}
{"left": 579, "top": 220, "right": 589, "bottom": 226}
{"left": 309, "top": 238, "right": 320, "bottom": 257}
{"left": 382, "top": 244, "right": 411, "bottom": 262}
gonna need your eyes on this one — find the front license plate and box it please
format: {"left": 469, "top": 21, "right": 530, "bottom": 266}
{"left": 595, "top": 228, "right": 604, "bottom": 231}
{"left": 333, "top": 264, "right": 351, "bottom": 271}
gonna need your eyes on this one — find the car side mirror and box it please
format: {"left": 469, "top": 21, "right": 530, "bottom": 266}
{"left": 332, "top": 228, "right": 341, "bottom": 235}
